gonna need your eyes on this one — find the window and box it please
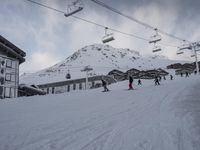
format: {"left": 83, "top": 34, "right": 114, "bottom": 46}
{"left": 5, "top": 87, "right": 10, "bottom": 98}
{"left": 79, "top": 83, "right": 82, "bottom": 90}
{"left": 10, "top": 88, "right": 15, "bottom": 97}
{"left": 92, "top": 81, "right": 95, "bottom": 88}
{"left": 6, "top": 59, "right": 12, "bottom": 68}
{"left": 1, "top": 60, "right": 5, "bottom": 67}
{"left": 11, "top": 75, "right": 15, "bottom": 82}
{"left": 47, "top": 88, "right": 49, "bottom": 94}
{"left": 52, "top": 87, "right": 55, "bottom": 94}
{"left": 11, "top": 61, "right": 16, "bottom": 69}
{"left": 5, "top": 74, "right": 11, "bottom": 81}
{"left": 0, "top": 69, "right": 4, "bottom": 74}
{"left": 67, "top": 85, "right": 70, "bottom": 92}
{"left": 73, "top": 83, "right": 76, "bottom": 90}
{"left": 0, "top": 86, "right": 3, "bottom": 98}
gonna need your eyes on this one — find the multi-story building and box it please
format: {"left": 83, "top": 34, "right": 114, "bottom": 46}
{"left": 0, "top": 35, "right": 26, "bottom": 99}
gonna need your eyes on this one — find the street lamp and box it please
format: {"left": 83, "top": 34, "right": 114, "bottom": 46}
{"left": 81, "top": 66, "right": 93, "bottom": 89}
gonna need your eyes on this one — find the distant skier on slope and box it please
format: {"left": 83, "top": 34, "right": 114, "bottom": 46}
{"left": 138, "top": 79, "right": 142, "bottom": 85}
{"left": 185, "top": 72, "right": 189, "bottom": 77}
{"left": 128, "top": 75, "right": 134, "bottom": 90}
{"left": 154, "top": 76, "right": 160, "bottom": 85}
{"left": 163, "top": 76, "right": 166, "bottom": 80}
{"left": 101, "top": 78, "right": 109, "bottom": 92}
{"left": 170, "top": 75, "right": 173, "bottom": 80}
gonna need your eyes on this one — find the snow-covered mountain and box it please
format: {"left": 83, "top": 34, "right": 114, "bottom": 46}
{"left": 20, "top": 44, "right": 186, "bottom": 85}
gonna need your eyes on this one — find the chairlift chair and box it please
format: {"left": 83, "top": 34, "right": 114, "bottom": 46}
{"left": 102, "top": 33, "right": 115, "bottom": 43}
{"left": 176, "top": 51, "right": 184, "bottom": 55}
{"left": 64, "top": 0, "right": 83, "bottom": 17}
{"left": 178, "top": 44, "right": 191, "bottom": 51}
{"left": 149, "top": 34, "right": 162, "bottom": 44}
{"left": 152, "top": 46, "right": 162, "bottom": 53}
{"left": 149, "top": 28, "right": 161, "bottom": 44}
{"left": 102, "top": 27, "right": 115, "bottom": 43}
{"left": 66, "top": 69, "right": 71, "bottom": 79}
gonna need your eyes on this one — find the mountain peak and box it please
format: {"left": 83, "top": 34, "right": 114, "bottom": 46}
{"left": 20, "top": 44, "right": 183, "bottom": 85}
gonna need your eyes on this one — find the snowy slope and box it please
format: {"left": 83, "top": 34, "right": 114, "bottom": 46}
{"left": 1, "top": 75, "right": 200, "bottom": 150}
{"left": 20, "top": 44, "right": 187, "bottom": 85}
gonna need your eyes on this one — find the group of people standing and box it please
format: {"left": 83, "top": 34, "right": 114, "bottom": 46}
{"left": 101, "top": 75, "right": 142, "bottom": 92}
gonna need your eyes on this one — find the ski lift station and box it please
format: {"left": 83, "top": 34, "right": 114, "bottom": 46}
{"left": 0, "top": 35, "right": 26, "bottom": 99}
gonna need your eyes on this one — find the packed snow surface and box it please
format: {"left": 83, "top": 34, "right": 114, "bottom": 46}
{"left": 1, "top": 75, "right": 200, "bottom": 150}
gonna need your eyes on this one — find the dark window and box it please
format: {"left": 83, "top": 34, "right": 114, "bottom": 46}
{"left": 52, "top": 87, "right": 55, "bottom": 94}
{"left": 0, "top": 77, "right": 4, "bottom": 85}
{"left": 0, "top": 86, "right": 3, "bottom": 98}
{"left": 67, "top": 85, "right": 70, "bottom": 92}
{"left": 1, "top": 60, "right": 5, "bottom": 66}
{"left": 73, "top": 83, "right": 76, "bottom": 90}
{"left": 0, "top": 69, "right": 4, "bottom": 74}
{"left": 79, "top": 83, "right": 82, "bottom": 90}
{"left": 92, "top": 81, "right": 95, "bottom": 88}
{"left": 47, "top": 88, "right": 49, "bottom": 94}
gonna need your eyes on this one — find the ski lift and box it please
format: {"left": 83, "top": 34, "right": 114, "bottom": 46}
{"left": 102, "top": 27, "right": 115, "bottom": 43}
{"left": 178, "top": 40, "right": 191, "bottom": 51}
{"left": 152, "top": 45, "right": 161, "bottom": 53}
{"left": 64, "top": 0, "right": 83, "bottom": 17}
{"left": 179, "top": 44, "right": 191, "bottom": 51}
{"left": 66, "top": 69, "right": 71, "bottom": 79}
{"left": 149, "top": 28, "right": 161, "bottom": 44}
{"left": 176, "top": 51, "right": 184, "bottom": 55}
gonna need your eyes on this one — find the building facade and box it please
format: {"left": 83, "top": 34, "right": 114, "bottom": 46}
{"left": 38, "top": 75, "right": 115, "bottom": 94}
{"left": 0, "top": 35, "right": 26, "bottom": 99}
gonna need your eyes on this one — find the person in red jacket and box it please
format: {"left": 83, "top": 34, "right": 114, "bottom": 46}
{"left": 129, "top": 76, "right": 134, "bottom": 90}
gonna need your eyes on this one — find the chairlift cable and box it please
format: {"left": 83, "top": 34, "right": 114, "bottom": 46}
{"left": 25, "top": 0, "right": 178, "bottom": 48}
{"left": 90, "top": 0, "right": 190, "bottom": 43}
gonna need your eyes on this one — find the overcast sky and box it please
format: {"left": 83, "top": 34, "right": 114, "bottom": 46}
{"left": 0, "top": 0, "right": 200, "bottom": 73}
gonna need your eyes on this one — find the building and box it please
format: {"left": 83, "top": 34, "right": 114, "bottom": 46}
{"left": 38, "top": 75, "right": 115, "bottom": 94}
{"left": 0, "top": 35, "right": 26, "bottom": 99}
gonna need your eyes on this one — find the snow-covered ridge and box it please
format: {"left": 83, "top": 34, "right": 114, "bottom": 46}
{"left": 20, "top": 44, "right": 186, "bottom": 85}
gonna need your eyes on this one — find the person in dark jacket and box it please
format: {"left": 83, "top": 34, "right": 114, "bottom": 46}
{"left": 138, "top": 79, "right": 142, "bottom": 85}
{"left": 154, "top": 76, "right": 160, "bottom": 85}
{"left": 170, "top": 75, "right": 173, "bottom": 80}
{"left": 101, "top": 79, "right": 109, "bottom": 92}
{"left": 129, "top": 76, "right": 134, "bottom": 89}
{"left": 185, "top": 72, "right": 189, "bottom": 77}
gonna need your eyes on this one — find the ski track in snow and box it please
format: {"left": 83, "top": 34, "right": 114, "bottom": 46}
{"left": 0, "top": 75, "right": 200, "bottom": 150}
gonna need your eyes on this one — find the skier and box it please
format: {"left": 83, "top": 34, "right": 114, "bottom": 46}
{"left": 185, "top": 72, "right": 189, "bottom": 77}
{"left": 128, "top": 75, "right": 134, "bottom": 90}
{"left": 170, "top": 75, "right": 173, "bottom": 80}
{"left": 101, "top": 79, "right": 109, "bottom": 92}
{"left": 154, "top": 76, "right": 160, "bottom": 85}
{"left": 180, "top": 72, "right": 183, "bottom": 77}
{"left": 163, "top": 76, "right": 166, "bottom": 80}
{"left": 158, "top": 76, "right": 162, "bottom": 81}
{"left": 138, "top": 79, "right": 142, "bottom": 85}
